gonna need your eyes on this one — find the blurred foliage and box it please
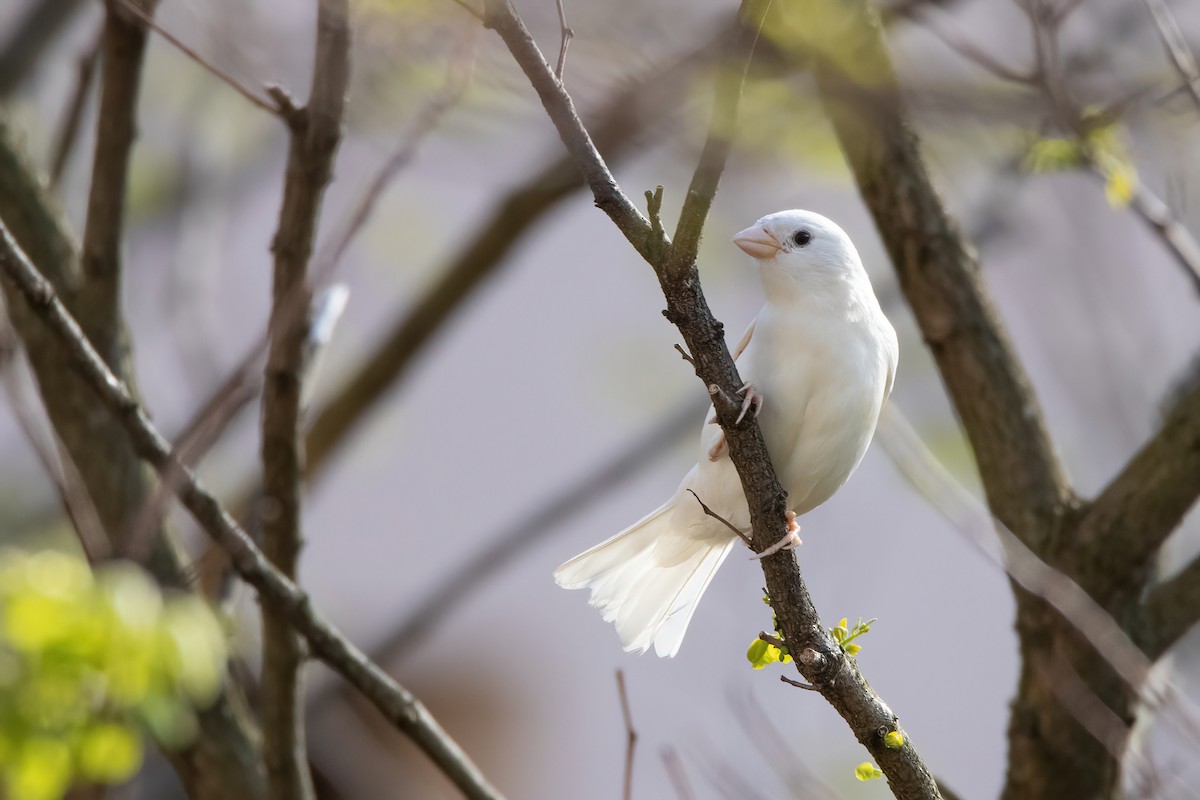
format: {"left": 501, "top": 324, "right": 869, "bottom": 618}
{"left": 0, "top": 549, "right": 228, "bottom": 800}
{"left": 1023, "top": 115, "right": 1138, "bottom": 208}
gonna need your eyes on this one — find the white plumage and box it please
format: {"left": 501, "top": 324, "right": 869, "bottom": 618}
{"left": 554, "top": 210, "right": 898, "bottom": 657}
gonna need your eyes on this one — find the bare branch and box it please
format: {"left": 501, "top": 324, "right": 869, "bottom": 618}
{"left": 48, "top": 30, "right": 101, "bottom": 188}
{"left": 1139, "top": 552, "right": 1200, "bottom": 659}
{"left": 875, "top": 405, "right": 1152, "bottom": 692}
{"left": 310, "top": 397, "right": 700, "bottom": 684}
{"left": 0, "top": 0, "right": 86, "bottom": 99}
{"left": 481, "top": 0, "right": 662, "bottom": 261}
{"left": 303, "top": 36, "right": 715, "bottom": 475}
{"left": 661, "top": 747, "right": 696, "bottom": 800}
{"left": 916, "top": 12, "right": 1037, "bottom": 85}
{"left": 1123, "top": 179, "right": 1200, "bottom": 299}
{"left": 616, "top": 670, "right": 637, "bottom": 800}
{"left": 0, "top": 217, "right": 505, "bottom": 800}
{"left": 114, "top": 0, "right": 282, "bottom": 116}
{"left": 260, "top": 2, "right": 351, "bottom": 798}
{"left": 812, "top": 1, "right": 1074, "bottom": 551}
{"left": 482, "top": 0, "right": 945, "bottom": 795}
{"left": 312, "top": 30, "right": 477, "bottom": 284}
{"left": 1074, "top": 381, "right": 1200, "bottom": 601}
{"left": 1139, "top": 0, "right": 1200, "bottom": 113}
{"left": 687, "top": 489, "right": 753, "bottom": 547}
{"left": 553, "top": 0, "right": 573, "bottom": 80}
{"left": 0, "top": 325, "right": 108, "bottom": 561}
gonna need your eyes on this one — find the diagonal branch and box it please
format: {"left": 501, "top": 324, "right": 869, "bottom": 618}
{"left": 1139, "top": 0, "right": 1200, "bottom": 113}
{"left": 481, "top": 1, "right": 942, "bottom": 796}
{"left": 808, "top": 0, "right": 1074, "bottom": 550}
{"left": 1138, "top": 549, "right": 1200, "bottom": 660}
{"left": 0, "top": 217, "right": 505, "bottom": 800}
{"left": 481, "top": 1, "right": 661, "bottom": 261}
{"left": 1074, "top": 381, "right": 1200, "bottom": 601}
{"left": 260, "top": 3, "right": 350, "bottom": 798}
{"left": 0, "top": 115, "right": 269, "bottom": 800}
{"left": 303, "top": 35, "right": 718, "bottom": 475}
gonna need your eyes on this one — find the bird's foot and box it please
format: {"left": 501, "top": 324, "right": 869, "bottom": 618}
{"left": 707, "top": 432, "right": 726, "bottom": 461}
{"left": 735, "top": 382, "right": 763, "bottom": 425}
{"left": 751, "top": 511, "right": 802, "bottom": 559}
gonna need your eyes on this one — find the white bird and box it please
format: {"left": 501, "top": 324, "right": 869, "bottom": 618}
{"left": 554, "top": 210, "right": 898, "bottom": 657}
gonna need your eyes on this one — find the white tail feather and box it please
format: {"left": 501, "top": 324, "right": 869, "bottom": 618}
{"left": 554, "top": 501, "right": 735, "bottom": 657}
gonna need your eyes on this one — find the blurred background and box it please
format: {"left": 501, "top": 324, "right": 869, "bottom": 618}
{"left": 2, "top": 0, "right": 1200, "bottom": 797}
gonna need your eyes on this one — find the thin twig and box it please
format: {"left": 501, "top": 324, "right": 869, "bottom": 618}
{"left": 311, "top": 29, "right": 478, "bottom": 284}
{"left": 306, "top": 397, "right": 701, "bottom": 692}
{"left": 875, "top": 406, "right": 1152, "bottom": 691}
{"left": 0, "top": 218, "right": 504, "bottom": 800}
{"left": 481, "top": 1, "right": 944, "bottom": 795}
{"left": 687, "top": 489, "right": 752, "bottom": 546}
{"left": 48, "top": 30, "right": 101, "bottom": 189}
{"left": 114, "top": 0, "right": 282, "bottom": 116}
{"left": 661, "top": 747, "right": 696, "bottom": 800}
{"left": 260, "top": 1, "right": 351, "bottom": 797}
{"left": 1139, "top": 0, "right": 1200, "bottom": 112}
{"left": 917, "top": 12, "right": 1037, "bottom": 85}
{"left": 1123, "top": 178, "right": 1200, "bottom": 298}
{"left": 0, "top": 325, "right": 108, "bottom": 561}
{"left": 616, "top": 670, "right": 637, "bottom": 800}
{"left": 779, "top": 675, "right": 819, "bottom": 691}
{"left": 553, "top": 0, "right": 573, "bottom": 80}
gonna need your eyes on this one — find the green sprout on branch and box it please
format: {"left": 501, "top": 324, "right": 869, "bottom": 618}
{"left": 747, "top": 591, "right": 793, "bottom": 670}
{"left": 830, "top": 616, "right": 875, "bottom": 656}
{"left": 855, "top": 761, "right": 884, "bottom": 781}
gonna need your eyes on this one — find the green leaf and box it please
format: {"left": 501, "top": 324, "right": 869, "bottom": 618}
{"left": 1024, "top": 137, "right": 1083, "bottom": 173}
{"left": 747, "top": 638, "right": 771, "bottom": 669}
{"left": 854, "top": 761, "right": 883, "bottom": 782}
{"left": 78, "top": 723, "right": 142, "bottom": 783}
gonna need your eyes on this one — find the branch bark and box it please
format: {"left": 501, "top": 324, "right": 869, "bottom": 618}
{"left": 303, "top": 34, "right": 719, "bottom": 476}
{"left": 1138, "top": 551, "right": 1200, "bottom": 660}
{"left": 482, "top": 1, "right": 942, "bottom": 796}
{"left": 0, "top": 113, "right": 269, "bottom": 800}
{"left": 1075, "top": 381, "right": 1200, "bottom": 602}
{"left": 806, "top": 2, "right": 1073, "bottom": 553}
{"left": 0, "top": 217, "right": 504, "bottom": 800}
{"left": 260, "top": 3, "right": 350, "bottom": 798}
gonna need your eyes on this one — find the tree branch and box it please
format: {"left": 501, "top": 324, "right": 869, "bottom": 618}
{"left": 0, "top": 217, "right": 504, "bottom": 800}
{"left": 0, "top": 114, "right": 270, "bottom": 800}
{"left": 807, "top": 0, "right": 1074, "bottom": 550}
{"left": 482, "top": 1, "right": 943, "bottom": 796}
{"left": 260, "top": 2, "right": 350, "bottom": 798}
{"left": 480, "top": 0, "right": 662, "bottom": 262}
{"left": 1138, "top": 551, "right": 1200, "bottom": 660}
{"left": 1075, "top": 381, "right": 1200, "bottom": 601}
{"left": 303, "top": 35, "right": 716, "bottom": 475}
{"left": 0, "top": 0, "right": 86, "bottom": 98}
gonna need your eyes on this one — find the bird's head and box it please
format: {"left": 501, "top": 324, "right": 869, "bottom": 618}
{"left": 733, "top": 210, "right": 867, "bottom": 302}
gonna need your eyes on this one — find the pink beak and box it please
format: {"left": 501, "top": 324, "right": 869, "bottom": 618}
{"left": 732, "top": 225, "right": 782, "bottom": 259}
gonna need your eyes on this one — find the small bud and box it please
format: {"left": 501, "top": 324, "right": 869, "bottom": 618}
{"left": 855, "top": 762, "right": 883, "bottom": 782}
{"left": 884, "top": 731, "right": 905, "bottom": 749}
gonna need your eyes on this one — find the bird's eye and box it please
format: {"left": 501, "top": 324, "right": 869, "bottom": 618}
{"left": 791, "top": 230, "right": 812, "bottom": 248}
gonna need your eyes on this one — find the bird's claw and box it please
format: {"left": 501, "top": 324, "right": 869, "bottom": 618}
{"left": 751, "top": 511, "right": 802, "bottom": 560}
{"left": 735, "top": 382, "right": 764, "bottom": 425}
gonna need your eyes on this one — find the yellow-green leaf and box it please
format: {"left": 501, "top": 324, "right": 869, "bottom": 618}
{"left": 854, "top": 762, "right": 883, "bottom": 782}
{"left": 78, "top": 723, "right": 142, "bottom": 783}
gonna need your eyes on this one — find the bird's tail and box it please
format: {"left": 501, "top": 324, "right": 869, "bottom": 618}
{"left": 554, "top": 501, "right": 735, "bottom": 657}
